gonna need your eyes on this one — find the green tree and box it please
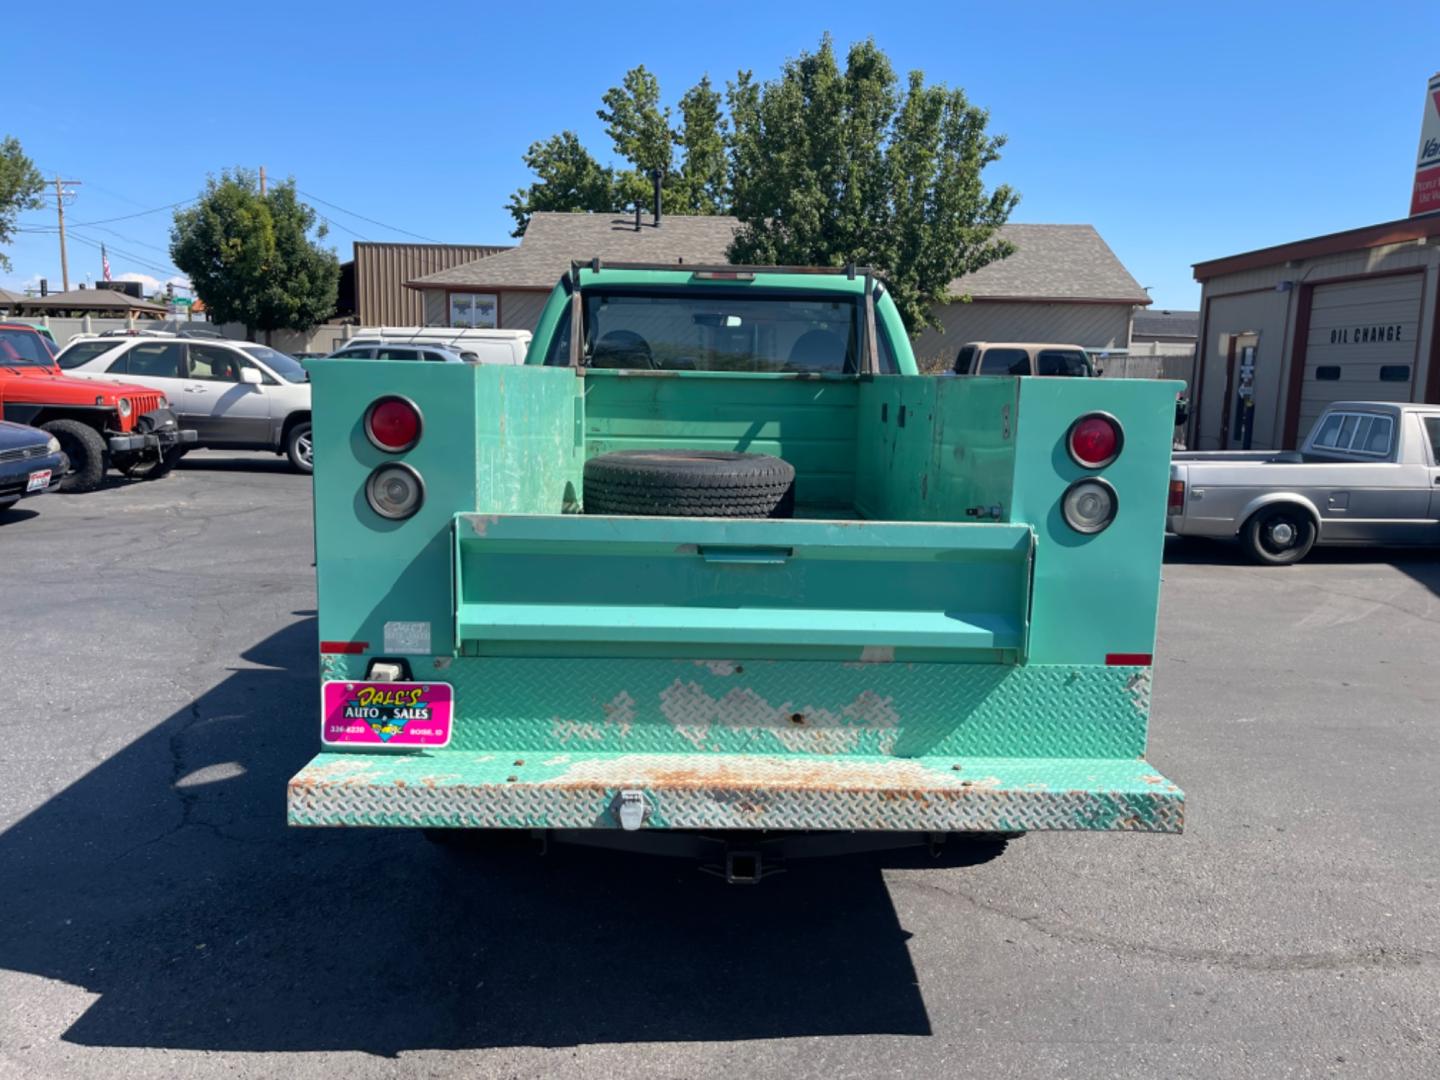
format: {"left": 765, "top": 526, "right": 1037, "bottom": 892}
{"left": 673, "top": 76, "right": 728, "bottom": 214}
{"left": 728, "top": 36, "right": 1017, "bottom": 332}
{"left": 506, "top": 132, "right": 617, "bottom": 236}
{"left": 170, "top": 169, "right": 339, "bottom": 338}
{"left": 0, "top": 136, "right": 44, "bottom": 273}
{"left": 598, "top": 66, "right": 675, "bottom": 215}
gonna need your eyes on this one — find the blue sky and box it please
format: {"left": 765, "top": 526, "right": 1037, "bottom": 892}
{"left": 4, "top": 1, "right": 1437, "bottom": 309}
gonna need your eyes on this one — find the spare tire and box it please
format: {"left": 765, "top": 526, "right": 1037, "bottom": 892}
{"left": 583, "top": 450, "right": 796, "bottom": 518}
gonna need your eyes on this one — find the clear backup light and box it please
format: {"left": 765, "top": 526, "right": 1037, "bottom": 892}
{"left": 1067, "top": 413, "right": 1122, "bottom": 469}
{"left": 1061, "top": 478, "right": 1118, "bottom": 534}
{"left": 365, "top": 464, "right": 425, "bottom": 520}
{"left": 364, "top": 396, "right": 422, "bottom": 452}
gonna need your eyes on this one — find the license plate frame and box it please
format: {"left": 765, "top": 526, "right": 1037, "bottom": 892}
{"left": 25, "top": 469, "right": 51, "bottom": 493}
{"left": 321, "top": 680, "right": 453, "bottom": 748}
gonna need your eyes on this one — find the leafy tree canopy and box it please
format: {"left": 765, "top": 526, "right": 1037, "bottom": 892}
{"left": 170, "top": 170, "right": 339, "bottom": 336}
{"left": 508, "top": 38, "right": 1016, "bottom": 333}
{"left": 0, "top": 136, "right": 44, "bottom": 273}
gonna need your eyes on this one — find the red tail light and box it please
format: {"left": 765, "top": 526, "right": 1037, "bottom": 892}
{"left": 1168, "top": 479, "right": 1185, "bottom": 514}
{"left": 1067, "top": 413, "right": 1123, "bottom": 469}
{"left": 365, "top": 396, "right": 422, "bottom": 453}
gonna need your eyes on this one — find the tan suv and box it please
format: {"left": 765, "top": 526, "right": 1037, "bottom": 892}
{"left": 952, "top": 341, "right": 1094, "bottom": 377}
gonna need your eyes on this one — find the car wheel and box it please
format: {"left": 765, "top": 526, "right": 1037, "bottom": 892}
{"left": 1242, "top": 505, "right": 1316, "bottom": 565}
{"left": 285, "top": 421, "right": 313, "bottom": 474}
{"left": 41, "top": 419, "right": 108, "bottom": 493}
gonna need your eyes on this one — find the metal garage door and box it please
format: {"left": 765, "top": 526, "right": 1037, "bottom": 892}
{"left": 1298, "top": 274, "right": 1423, "bottom": 437}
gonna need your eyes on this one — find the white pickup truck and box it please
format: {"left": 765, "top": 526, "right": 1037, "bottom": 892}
{"left": 1167, "top": 401, "right": 1440, "bottom": 564}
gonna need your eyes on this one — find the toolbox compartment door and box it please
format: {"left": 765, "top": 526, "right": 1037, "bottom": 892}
{"left": 453, "top": 514, "right": 1033, "bottom": 661}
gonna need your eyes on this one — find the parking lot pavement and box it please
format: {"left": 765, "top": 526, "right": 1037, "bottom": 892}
{"left": 0, "top": 455, "right": 1437, "bottom": 1079}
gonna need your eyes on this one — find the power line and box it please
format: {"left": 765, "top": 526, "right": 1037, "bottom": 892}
{"left": 70, "top": 199, "right": 194, "bottom": 227}
{"left": 318, "top": 215, "right": 368, "bottom": 242}
{"left": 296, "top": 189, "right": 440, "bottom": 243}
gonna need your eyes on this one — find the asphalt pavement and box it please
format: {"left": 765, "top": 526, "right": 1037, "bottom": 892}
{"left": 0, "top": 453, "right": 1436, "bottom": 1079}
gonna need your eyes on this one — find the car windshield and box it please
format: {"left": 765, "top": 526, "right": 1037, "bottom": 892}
{"left": 573, "top": 290, "right": 861, "bottom": 373}
{"left": 0, "top": 328, "right": 55, "bottom": 366}
{"left": 57, "top": 339, "right": 124, "bottom": 369}
{"left": 237, "top": 344, "right": 307, "bottom": 382}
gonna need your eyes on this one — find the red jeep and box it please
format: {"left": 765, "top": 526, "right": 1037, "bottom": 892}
{"left": 0, "top": 324, "right": 197, "bottom": 492}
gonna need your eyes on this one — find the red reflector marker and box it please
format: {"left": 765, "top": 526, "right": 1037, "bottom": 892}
{"left": 1168, "top": 479, "right": 1185, "bottom": 513}
{"left": 365, "top": 396, "right": 422, "bottom": 453}
{"left": 1105, "top": 653, "right": 1153, "bottom": 666}
{"left": 320, "top": 641, "right": 368, "bottom": 655}
{"left": 1067, "top": 414, "right": 1123, "bottom": 469}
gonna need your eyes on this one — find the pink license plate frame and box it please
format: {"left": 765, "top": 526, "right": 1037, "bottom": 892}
{"left": 321, "top": 681, "right": 453, "bottom": 747}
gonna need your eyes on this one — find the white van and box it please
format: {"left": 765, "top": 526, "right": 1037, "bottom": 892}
{"left": 339, "top": 327, "right": 532, "bottom": 366}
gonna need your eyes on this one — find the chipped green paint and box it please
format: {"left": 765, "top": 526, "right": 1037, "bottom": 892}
{"left": 296, "top": 266, "right": 1184, "bottom": 838}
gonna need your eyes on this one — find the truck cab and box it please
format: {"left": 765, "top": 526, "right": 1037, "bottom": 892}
{"left": 289, "top": 263, "right": 1183, "bottom": 875}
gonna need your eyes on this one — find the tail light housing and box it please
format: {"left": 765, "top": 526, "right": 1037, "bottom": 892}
{"left": 1168, "top": 479, "right": 1185, "bottom": 514}
{"left": 1061, "top": 478, "right": 1118, "bottom": 534}
{"left": 1067, "top": 413, "right": 1123, "bottom": 469}
{"left": 365, "top": 463, "right": 425, "bottom": 520}
{"left": 364, "top": 396, "right": 422, "bottom": 453}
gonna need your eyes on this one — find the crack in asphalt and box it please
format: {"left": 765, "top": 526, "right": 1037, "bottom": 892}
{"left": 893, "top": 876, "right": 1435, "bottom": 973}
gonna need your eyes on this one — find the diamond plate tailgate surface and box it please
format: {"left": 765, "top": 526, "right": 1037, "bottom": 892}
{"left": 288, "top": 751, "right": 1184, "bottom": 833}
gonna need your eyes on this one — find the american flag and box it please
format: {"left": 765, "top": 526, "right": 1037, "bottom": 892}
{"left": 101, "top": 244, "right": 111, "bottom": 282}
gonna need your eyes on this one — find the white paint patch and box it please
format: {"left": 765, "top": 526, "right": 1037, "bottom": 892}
{"left": 175, "top": 762, "right": 247, "bottom": 788}
{"left": 694, "top": 660, "right": 742, "bottom": 676}
{"left": 659, "top": 678, "right": 900, "bottom": 754}
{"left": 384, "top": 621, "right": 431, "bottom": 655}
{"left": 551, "top": 691, "right": 636, "bottom": 745}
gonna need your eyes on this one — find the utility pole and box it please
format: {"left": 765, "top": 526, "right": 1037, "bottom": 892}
{"left": 54, "top": 175, "right": 82, "bottom": 292}
{"left": 259, "top": 165, "right": 266, "bottom": 196}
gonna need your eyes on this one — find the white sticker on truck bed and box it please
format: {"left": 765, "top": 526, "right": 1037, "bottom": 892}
{"left": 383, "top": 620, "right": 431, "bottom": 655}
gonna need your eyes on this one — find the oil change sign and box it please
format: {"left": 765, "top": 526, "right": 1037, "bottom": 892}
{"left": 322, "top": 681, "right": 453, "bottom": 747}
{"left": 1410, "top": 73, "right": 1440, "bottom": 216}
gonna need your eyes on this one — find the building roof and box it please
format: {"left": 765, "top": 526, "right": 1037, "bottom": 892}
{"left": 408, "top": 212, "right": 741, "bottom": 290}
{"left": 409, "top": 215, "right": 1150, "bottom": 308}
{"left": 948, "top": 224, "right": 1151, "bottom": 305}
{"left": 8, "top": 287, "right": 170, "bottom": 314}
{"left": 1192, "top": 213, "right": 1440, "bottom": 281}
{"left": 0, "top": 285, "right": 23, "bottom": 305}
{"left": 1132, "top": 308, "right": 1199, "bottom": 340}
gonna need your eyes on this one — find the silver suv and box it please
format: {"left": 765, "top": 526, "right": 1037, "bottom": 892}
{"left": 59, "top": 338, "right": 314, "bottom": 472}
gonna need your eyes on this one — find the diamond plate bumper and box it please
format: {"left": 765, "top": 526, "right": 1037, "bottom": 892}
{"left": 287, "top": 751, "right": 1184, "bottom": 833}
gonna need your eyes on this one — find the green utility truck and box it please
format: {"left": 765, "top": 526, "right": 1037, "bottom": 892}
{"left": 288, "top": 262, "right": 1183, "bottom": 880}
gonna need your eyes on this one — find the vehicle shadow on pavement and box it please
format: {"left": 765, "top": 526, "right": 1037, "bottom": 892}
{"left": 1164, "top": 535, "right": 1440, "bottom": 594}
{"left": 176, "top": 455, "right": 296, "bottom": 475}
{"left": 0, "top": 617, "right": 936, "bottom": 1054}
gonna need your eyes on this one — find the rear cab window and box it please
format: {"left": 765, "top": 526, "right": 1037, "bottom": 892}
{"left": 582, "top": 290, "right": 861, "bottom": 373}
{"left": 1310, "top": 411, "right": 1394, "bottom": 457}
{"left": 977, "top": 347, "right": 1031, "bottom": 375}
{"left": 1036, "top": 349, "right": 1092, "bottom": 376}
{"left": 953, "top": 345, "right": 977, "bottom": 374}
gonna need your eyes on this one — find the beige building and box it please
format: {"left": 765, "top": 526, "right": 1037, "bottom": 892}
{"left": 1192, "top": 215, "right": 1440, "bottom": 450}
{"left": 910, "top": 224, "right": 1150, "bottom": 371}
{"left": 408, "top": 215, "right": 1149, "bottom": 364}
